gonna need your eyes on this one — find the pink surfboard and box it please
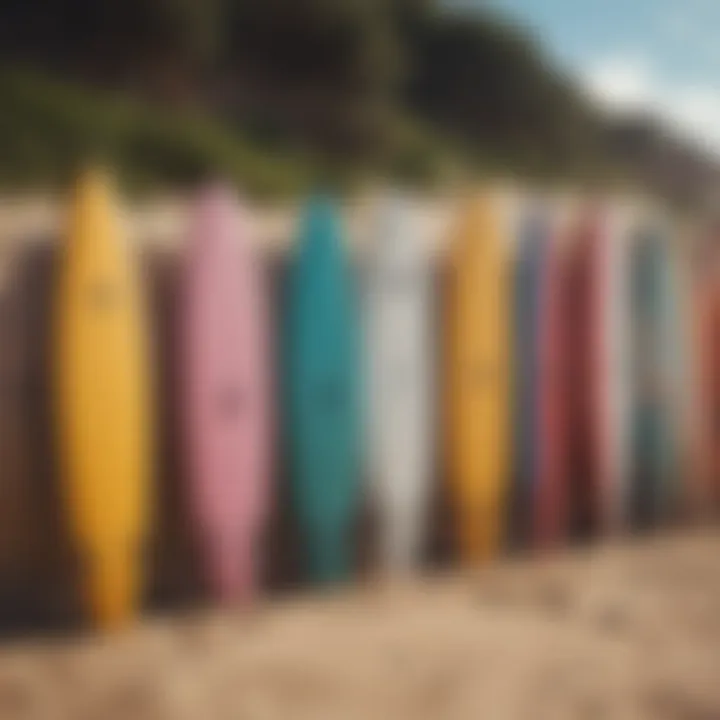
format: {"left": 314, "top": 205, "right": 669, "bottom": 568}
{"left": 180, "top": 184, "right": 272, "bottom": 601}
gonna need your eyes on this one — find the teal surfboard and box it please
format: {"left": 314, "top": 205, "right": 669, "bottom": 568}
{"left": 629, "top": 227, "right": 679, "bottom": 527}
{"left": 284, "top": 197, "right": 363, "bottom": 583}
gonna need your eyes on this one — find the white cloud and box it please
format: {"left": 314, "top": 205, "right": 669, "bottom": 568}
{"left": 582, "top": 56, "right": 720, "bottom": 156}
{"left": 583, "top": 58, "right": 655, "bottom": 113}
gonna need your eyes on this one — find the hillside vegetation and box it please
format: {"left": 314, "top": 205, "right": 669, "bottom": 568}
{"left": 0, "top": 0, "right": 664, "bottom": 196}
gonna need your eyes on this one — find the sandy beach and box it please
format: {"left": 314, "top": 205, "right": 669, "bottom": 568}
{"left": 0, "top": 530, "right": 717, "bottom": 719}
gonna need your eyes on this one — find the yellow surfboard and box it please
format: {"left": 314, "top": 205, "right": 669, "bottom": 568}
{"left": 445, "top": 193, "right": 511, "bottom": 563}
{"left": 55, "top": 169, "right": 152, "bottom": 628}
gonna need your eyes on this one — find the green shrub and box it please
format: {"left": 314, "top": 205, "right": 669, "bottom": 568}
{"left": 0, "top": 67, "right": 313, "bottom": 197}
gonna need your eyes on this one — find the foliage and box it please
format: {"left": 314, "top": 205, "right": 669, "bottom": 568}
{"left": 0, "top": 0, "right": 612, "bottom": 193}
{"left": 0, "top": 68, "right": 312, "bottom": 196}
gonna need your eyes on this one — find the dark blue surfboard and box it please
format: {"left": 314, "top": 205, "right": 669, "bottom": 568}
{"left": 284, "top": 197, "right": 363, "bottom": 583}
{"left": 512, "top": 211, "right": 548, "bottom": 545}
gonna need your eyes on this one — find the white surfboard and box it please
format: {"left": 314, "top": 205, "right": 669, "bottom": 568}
{"left": 604, "top": 205, "right": 633, "bottom": 532}
{"left": 364, "top": 195, "right": 435, "bottom": 572}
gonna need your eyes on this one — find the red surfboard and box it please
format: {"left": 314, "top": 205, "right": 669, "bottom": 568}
{"left": 713, "top": 280, "right": 720, "bottom": 505}
{"left": 685, "top": 239, "right": 717, "bottom": 517}
{"left": 563, "top": 206, "right": 628, "bottom": 537}
{"left": 697, "top": 239, "right": 720, "bottom": 510}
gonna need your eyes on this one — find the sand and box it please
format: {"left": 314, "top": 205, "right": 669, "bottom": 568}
{"left": 0, "top": 530, "right": 717, "bottom": 719}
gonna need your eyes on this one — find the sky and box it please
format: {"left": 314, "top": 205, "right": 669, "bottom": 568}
{"left": 452, "top": 0, "right": 720, "bottom": 155}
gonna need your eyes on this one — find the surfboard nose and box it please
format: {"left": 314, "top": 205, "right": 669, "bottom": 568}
{"left": 75, "top": 166, "right": 113, "bottom": 197}
{"left": 69, "top": 167, "right": 117, "bottom": 242}
{"left": 198, "top": 180, "right": 236, "bottom": 209}
{"left": 190, "top": 182, "right": 241, "bottom": 243}
{"left": 300, "top": 196, "right": 342, "bottom": 253}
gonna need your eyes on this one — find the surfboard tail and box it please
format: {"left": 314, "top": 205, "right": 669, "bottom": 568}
{"left": 86, "top": 551, "right": 140, "bottom": 630}
{"left": 206, "top": 536, "right": 256, "bottom": 603}
{"left": 379, "top": 503, "right": 424, "bottom": 574}
{"left": 534, "top": 480, "right": 567, "bottom": 549}
{"left": 307, "top": 528, "right": 351, "bottom": 584}
{"left": 458, "top": 505, "right": 503, "bottom": 565}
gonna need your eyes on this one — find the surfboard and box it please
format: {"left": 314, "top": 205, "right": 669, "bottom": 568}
{"left": 512, "top": 210, "right": 545, "bottom": 546}
{"left": 180, "top": 184, "right": 272, "bottom": 601}
{"left": 670, "top": 242, "right": 700, "bottom": 519}
{"left": 684, "top": 246, "right": 715, "bottom": 517}
{"left": 712, "top": 273, "right": 720, "bottom": 504}
{"left": 628, "top": 225, "right": 679, "bottom": 527}
{"left": 688, "top": 233, "right": 720, "bottom": 517}
{"left": 705, "top": 246, "right": 720, "bottom": 508}
{"left": 364, "top": 195, "right": 435, "bottom": 572}
{"left": 604, "top": 209, "right": 633, "bottom": 533}
{"left": 445, "top": 193, "right": 510, "bottom": 563}
{"left": 284, "top": 197, "right": 363, "bottom": 583}
{"left": 563, "top": 207, "right": 630, "bottom": 538}
{"left": 513, "top": 207, "right": 568, "bottom": 549}
{"left": 54, "top": 169, "right": 152, "bottom": 628}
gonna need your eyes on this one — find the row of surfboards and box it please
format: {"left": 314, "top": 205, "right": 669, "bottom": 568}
{"left": 55, "top": 170, "right": 718, "bottom": 629}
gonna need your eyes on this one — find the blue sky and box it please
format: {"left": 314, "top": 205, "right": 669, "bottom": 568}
{"left": 449, "top": 0, "right": 720, "bottom": 153}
